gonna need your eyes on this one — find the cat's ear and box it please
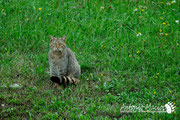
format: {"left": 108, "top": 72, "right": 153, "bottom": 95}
{"left": 62, "top": 36, "right": 66, "bottom": 42}
{"left": 49, "top": 35, "right": 54, "bottom": 42}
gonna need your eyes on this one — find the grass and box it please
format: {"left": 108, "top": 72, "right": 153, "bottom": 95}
{"left": 0, "top": 0, "right": 179, "bottom": 119}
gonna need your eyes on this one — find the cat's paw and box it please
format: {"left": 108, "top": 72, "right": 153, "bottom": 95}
{"left": 165, "top": 102, "right": 175, "bottom": 114}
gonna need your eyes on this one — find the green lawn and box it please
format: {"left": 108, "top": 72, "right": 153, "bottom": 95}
{"left": 0, "top": 0, "right": 179, "bottom": 119}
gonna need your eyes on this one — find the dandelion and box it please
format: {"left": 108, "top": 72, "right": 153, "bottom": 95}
{"left": 154, "top": 92, "right": 156, "bottom": 94}
{"left": 137, "top": 50, "right": 140, "bottom": 54}
{"left": 163, "top": 22, "right": 166, "bottom": 25}
{"left": 100, "top": 6, "right": 105, "bottom": 10}
{"left": 38, "top": 17, "right": 41, "bottom": 20}
{"left": 174, "top": 111, "right": 176, "bottom": 114}
{"left": 171, "top": 1, "right": 174, "bottom": 4}
{"left": 134, "top": 8, "right": 138, "bottom": 12}
{"left": 101, "top": 74, "right": 103, "bottom": 77}
{"left": 175, "top": 20, "right": 179, "bottom": 24}
{"left": 141, "top": 9, "right": 144, "bottom": 11}
{"left": 38, "top": 8, "right": 42, "bottom": 11}
{"left": 160, "top": 30, "right": 162, "bottom": 32}
{"left": 165, "top": 33, "right": 168, "bottom": 36}
{"left": 177, "top": 43, "right": 179, "bottom": 46}
{"left": 27, "top": 18, "right": 29, "bottom": 21}
{"left": 157, "top": 73, "right": 159, "bottom": 75}
{"left": 170, "top": 91, "right": 172, "bottom": 93}
{"left": 2, "top": 9, "right": 4, "bottom": 11}
{"left": 137, "top": 32, "right": 142, "bottom": 37}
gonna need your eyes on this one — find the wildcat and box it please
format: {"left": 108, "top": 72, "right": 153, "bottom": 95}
{"left": 49, "top": 35, "right": 81, "bottom": 86}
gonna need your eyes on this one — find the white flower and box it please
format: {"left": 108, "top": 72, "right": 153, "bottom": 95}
{"left": 134, "top": 8, "right": 138, "bottom": 12}
{"left": 100, "top": 6, "right": 105, "bottom": 10}
{"left": 173, "top": 0, "right": 176, "bottom": 3}
{"left": 175, "top": 20, "right": 179, "bottom": 24}
{"left": 1, "top": 104, "right": 5, "bottom": 107}
{"left": 9, "top": 84, "right": 21, "bottom": 88}
{"left": 137, "top": 32, "right": 142, "bottom": 37}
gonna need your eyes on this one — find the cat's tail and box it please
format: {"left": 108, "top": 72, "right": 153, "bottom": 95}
{"left": 50, "top": 76, "right": 80, "bottom": 85}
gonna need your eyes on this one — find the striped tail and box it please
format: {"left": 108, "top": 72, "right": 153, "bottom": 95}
{"left": 50, "top": 76, "right": 80, "bottom": 85}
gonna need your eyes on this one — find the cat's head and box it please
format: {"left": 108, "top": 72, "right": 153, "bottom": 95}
{"left": 49, "top": 35, "right": 66, "bottom": 52}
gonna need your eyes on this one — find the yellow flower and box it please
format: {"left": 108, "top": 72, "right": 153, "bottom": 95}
{"left": 171, "top": 1, "right": 174, "bottom": 4}
{"left": 2, "top": 9, "right": 4, "bottom": 11}
{"left": 104, "top": 62, "right": 106, "bottom": 64}
{"left": 101, "top": 45, "right": 103, "bottom": 47}
{"left": 170, "top": 91, "right": 172, "bottom": 93}
{"left": 168, "top": 99, "right": 170, "bottom": 101}
{"left": 141, "top": 9, "right": 144, "bottom": 12}
{"left": 27, "top": 18, "right": 29, "bottom": 21}
{"left": 157, "top": 73, "right": 159, "bottom": 75}
{"left": 38, "top": 17, "right": 41, "bottom": 20}
{"left": 174, "top": 111, "right": 176, "bottom": 114}
{"left": 160, "top": 30, "right": 162, "bottom": 32}
{"left": 163, "top": 12, "right": 165, "bottom": 14}
{"left": 19, "top": 10, "right": 21, "bottom": 13}
{"left": 38, "top": 8, "right": 42, "bottom": 11}
{"left": 104, "top": 46, "right": 106, "bottom": 48}
{"left": 137, "top": 50, "right": 140, "bottom": 54}
{"left": 174, "top": 102, "right": 175, "bottom": 104}
{"left": 165, "top": 33, "right": 168, "bottom": 36}
{"left": 160, "top": 17, "right": 163, "bottom": 19}
{"left": 163, "top": 22, "right": 166, "bottom": 25}
{"left": 101, "top": 74, "right": 103, "bottom": 76}
{"left": 177, "top": 43, "right": 179, "bottom": 46}
{"left": 154, "top": 92, "right": 156, "bottom": 94}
